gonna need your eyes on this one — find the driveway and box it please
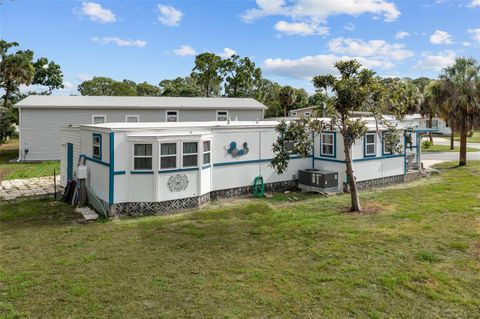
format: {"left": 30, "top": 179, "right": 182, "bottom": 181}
{"left": 421, "top": 137, "right": 480, "bottom": 168}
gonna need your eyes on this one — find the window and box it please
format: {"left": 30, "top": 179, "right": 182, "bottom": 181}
{"left": 304, "top": 112, "right": 311, "bottom": 117}
{"left": 166, "top": 110, "right": 178, "bottom": 122}
{"left": 133, "top": 144, "right": 152, "bottom": 170}
{"left": 160, "top": 143, "right": 177, "bottom": 170}
{"left": 364, "top": 133, "right": 376, "bottom": 157}
{"left": 92, "top": 134, "right": 102, "bottom": 160}
{"left": 383, "top": 133, "right": 393, "bottom": 155}
{"left": 182, "top": 142, "right": 198, "bottom": 167}
{"left": 125, "top": 115, "right": 139, "bottom": 122}
{"left": 321, "top": 133, "right": 335, "bottom": 157}
{"left": 203, "top": 140, "right": 211, "bottom": 165}
{"left": 92, "top": 115, "right": 106, "bottom": 124}
{"left": 292, "top": 112, "right": 297, "bottom": 117}
{"left": 216, "top": 111, "right": 228, "bottom": 121}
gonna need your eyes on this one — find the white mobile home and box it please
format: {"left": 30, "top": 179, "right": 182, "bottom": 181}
{"left": 14, "top": 96, "right": 266, "bottom": 161}
{"left": 61, "top": 119, "right": 422, "bottom": 217}
{"left": 418, "top": 116, "right": 451, "bottom": 135}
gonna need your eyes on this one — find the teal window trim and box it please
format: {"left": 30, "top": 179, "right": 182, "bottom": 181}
{"left": 363, "top": 132, "right": 376, "bottom": 158}
{"left": 92, "top": 133, "right": 102, "bottom": 160}
{"left": 320, "top": 132, "right": 336, "bottom": 158}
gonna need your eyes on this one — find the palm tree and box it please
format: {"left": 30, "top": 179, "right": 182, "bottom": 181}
{"left": 419, "top": 80, "right": 440, "bottom": 144}
{"left": 278, "top": 86, "right": 296, "bottom": 118}
{"left": 439, "top": 57, "right": 480, "bottom": 166}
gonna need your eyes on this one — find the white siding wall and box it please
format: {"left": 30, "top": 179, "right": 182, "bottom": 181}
{"left": 59, "top": 127, "right": 81, "bottom": 186}
{"left": 20, "top": 108, "right": 263, "bottom": 161}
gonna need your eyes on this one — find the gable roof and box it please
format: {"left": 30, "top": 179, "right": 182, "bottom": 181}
{"left": 14, "top": 96, "right": 267, "bottom": 110}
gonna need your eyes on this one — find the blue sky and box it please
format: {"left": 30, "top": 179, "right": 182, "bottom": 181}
{"left": 1, "top": 0, "right": 479, "bottom": 94}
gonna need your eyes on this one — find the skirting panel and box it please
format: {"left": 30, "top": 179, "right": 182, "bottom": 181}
{"left": 105, "top": 180, "right": 298, "bottom": 217}
{"left": 355, "top": 174, "right": 405, "bottom": 190}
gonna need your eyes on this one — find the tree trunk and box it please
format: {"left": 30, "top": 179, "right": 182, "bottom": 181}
{"left": 344, "top": 143, "right": 362, "bottom": 212}
{"left": 459, "top": 119, "right": 467, "bottom": 166}
{"left": 284, "top": 104, "right": 287, "bottom": 118}
{"left": 428, "top": 114, "right": 433, "bottom": 144}
{"left": 449, "top": 119, "right": 455, "bottom": 150}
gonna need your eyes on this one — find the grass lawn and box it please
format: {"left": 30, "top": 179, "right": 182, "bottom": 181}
{"left": 421, "top": 144, "right": 480, "bottom": 153}
{"left": 0, "top": 138, "right": 59, "bottom": 182}
{"left": 1, "top": 162, "right": 480, "bottom": 318}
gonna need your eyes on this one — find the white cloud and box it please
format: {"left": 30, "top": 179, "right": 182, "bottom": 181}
{"left": 242, "top": 0, "right": 400, "bottom": 23}
{"left": 173, "top": 45, "right": 196, "bottom": 56}
{"left": 429, "top": 30, "right": 454, "bottom": 45}
{"left": 91, "top": 36, "right": 147, "bottom": 47}
{"left": 76, "top": 73, "right": 93, "bottom": 82}
{"left": 63, "top": 81, "right": 74, "bottom": 89}
{"left": 79, "top": 2, "right": 116, "bottom": 23}
{"left": 463, "top": 41, "right": 472, "bottom": 47}
{"left": 242, "top": 0, "right": 399, "bottom": 38}
{"left": 414, "top": 51, "right": 456, "bottom": 71}
{"left": 395, "top": 31, "right": 410, "bottom": 39}
{"left": 467, "top": 28, "right": 480, "bottom": 43}
{"left": 218, "top": 48, "right": 237, "bottom": 58}
{"left": 274, "top": 20, "right": 329, "bottom": 36}
{"left": 327, "top": 38, "right": 414, "bottom": 60}
{"left": 467, "top": 0, "right": 480, "bottom": 7}
{"left": 263, "top": 54, "right": 395, "bottom": 80}
{"left": 157, "top": 4, "right": 183, "bottom": 26}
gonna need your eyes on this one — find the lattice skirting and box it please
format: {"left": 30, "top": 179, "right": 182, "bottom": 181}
{"left": 355, "top": 174, "right": 405, "bottom": 190}
{"left": 104, "top": 180, "right": 298, "bottom": 217}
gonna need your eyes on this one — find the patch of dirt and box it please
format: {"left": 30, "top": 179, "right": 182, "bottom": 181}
{"left": 343, "top": 201, "right": 387, "bottom": 215}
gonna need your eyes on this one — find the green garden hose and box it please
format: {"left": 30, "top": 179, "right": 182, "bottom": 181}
{"left": 253, "top": 176, "right": 265, "bottom": 198}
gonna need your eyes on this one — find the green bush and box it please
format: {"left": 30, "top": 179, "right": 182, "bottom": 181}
{"left": 422, "top": 140, "right": 432, "bottom": 149}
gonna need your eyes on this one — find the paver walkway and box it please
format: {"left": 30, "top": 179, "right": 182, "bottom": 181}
{"left": 0, "top": 176, "right": 60, "bottom": 201}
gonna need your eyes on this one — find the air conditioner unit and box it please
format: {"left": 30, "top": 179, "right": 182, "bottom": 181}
{"left": 298, "top": 169, "right": 338, "bottom": 193}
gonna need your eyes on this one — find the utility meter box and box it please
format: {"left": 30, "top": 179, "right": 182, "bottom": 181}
{"left": 77, "top": 165, "right": 88, "bottom": 179}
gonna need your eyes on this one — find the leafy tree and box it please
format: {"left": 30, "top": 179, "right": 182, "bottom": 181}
{"left": 0, "top": 107, "right": 15, "bottom": 145}
{"left": 136, "top": 81, "right": 161, "bottom": 96}
{"left": 222, "top": 55, "right": 262, "bottom": 97}
{"left": 272, "top": 60, "right": 409, "bottom": 212}
{"left": 308, "top": 92, "right": 331, "bottom": 117}
{"left": 78, "top": 77, "right": 117, "bottom": 95}
{"left": 278, "top": 86, "right": 296, "bottom": 117}
{"left": 190, "top": 52, "right": 223, "bottom": 97}
{"left": 32, "top": 57, "right": 64, "bottom": 92}
{"left": 159, "top": 77, "right": 201, "bottom": 97}
{"left": 0, "top": 40, "right": 35, "bottom": 109}
{"left": 439, "top": 57, "right": 480, "bottom": 166}
{"left": 254, "top": 79, "right": 282, "bottom": 117}
{"left": 111, "top": 80, "right": 137, "bottom": 96}
{"left": 293, "top": 88, "right": 309, "bottom": 110}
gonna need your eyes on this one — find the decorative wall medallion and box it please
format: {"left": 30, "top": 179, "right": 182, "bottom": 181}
{"left": 167, "top": 174, "right": 189, "bottom": 192}
{"left": 227, "top": 141, "right": 249, "bottom": 158}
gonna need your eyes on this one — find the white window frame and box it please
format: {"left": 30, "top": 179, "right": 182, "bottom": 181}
{"left": 383, "top": 133, "right": 393, "bottom": 155}
{"left": 216, "top": 110, "right": 229, "bottom": 121}
{"left": 159, "top": 141, "right": 178, "bottom": 171}
{"left": 203, "top": 140, "right": 211, "bottom": 166}
{"left": 132, "top": 143, "right": 153, "bottom": 171}
{"left": 92, "top": 134, "right": 102, "bottom": 159}
{"left": 320, "top": 132, "right": 335, "bottom": 157}
{"left": 364, "top": 132, "right": 376, "bottom": 157}
{"left": 125, "top": 115, "right": 140, "bottom": 122}
{"left": 181, "top": 141, "right": 198, "bottom": 168}
{"left": 92, "top": 115, "right": 106, "bottom": 124}
{"left": 165, "top": 110, "right": 179, "bottom": 122}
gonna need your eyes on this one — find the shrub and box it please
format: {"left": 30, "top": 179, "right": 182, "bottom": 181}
{"left": 422, "top": 140, "right": 432, "bottom": 149}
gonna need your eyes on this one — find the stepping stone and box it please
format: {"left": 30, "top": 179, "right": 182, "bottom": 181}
{"left": 75, "top": 207, "right": 99, "bottom": 221}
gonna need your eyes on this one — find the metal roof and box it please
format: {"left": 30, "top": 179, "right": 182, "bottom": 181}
{"left": 80, "top": 120, "right": 279, "bottom": 131}
{"left": 14, "top": 95, "right": 267, "bottom": 110}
